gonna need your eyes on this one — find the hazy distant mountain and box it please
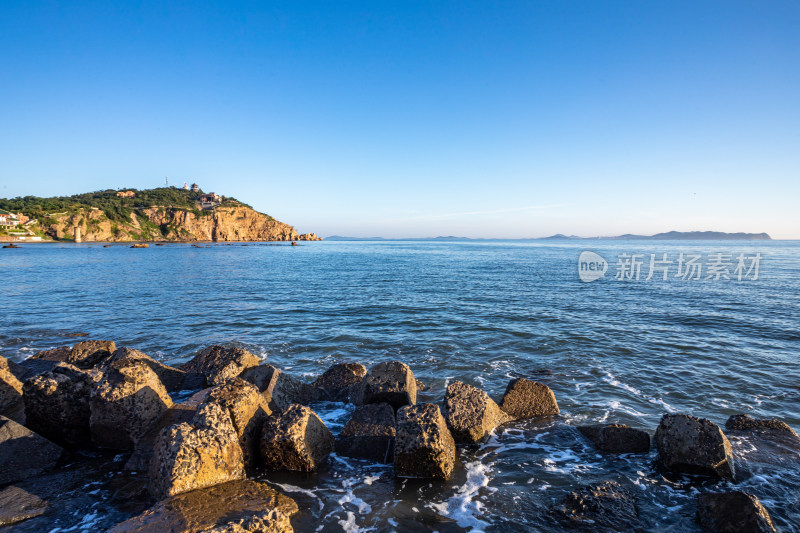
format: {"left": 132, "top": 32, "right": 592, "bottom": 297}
{"left": 327, "top": 231, "right": 772, "bottom": 241}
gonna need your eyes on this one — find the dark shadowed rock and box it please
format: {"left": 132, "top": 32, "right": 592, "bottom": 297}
{"left": 0, "top": 356, "right": 24, "bottom": 420}
{"left": 125, "top": 402, "right": 198, "bottom": 472}
{"left": 179, "top": 345, "right": 260, "bottom": 387}
{"left": 0, "top": 416, "right": 64, "bottom": 485}
{"left": 30, "top": 346, "right": 72, "bottom": 363}
{"left": 0, "top": 486, "right": 49, "bottom": 527}
{"left": 725, "top": 414, "right": 799, "bottom": 438}
{"left": 552, "top": 481, "right": 639, "bottom": 531}
{"left": 655, "top": 414, "right": 735, "bottom": 481}
{"left": 90, "top": 359, "right": 173, "bottom": 450}
{"left": 578, "top": 424, "right": 651, "bottom": 453}
{"left": 69, "top": 340, "right": 116, "bottom": 368}
{"left": 443, "top": 381, "right": 512, "bottom": 444}
{"left": 109, "top": 480, "right": 298, "bottom": 533}
{"left": 201, "top": 378, "right": 271, "bottom": 471}
{"left": 335, "top": 403, "right": 395, "bottom": 463}
{"left": 499, "top": 378, "right": 559, "bottom": 419}
{"left": 101, "top": 348, "right": 187, "bottom": 392}
{"left": 697, "top": 491, "right": 776, "bottom": 532}
{"left": 23, "top": 363, "right": 95, "bottom": 448}
{"left": 149, "top": 402, "right": 245, "bottom": 499}
{"left": 363, "top": 361, "right": 417, "bottom": 410}
{"left": 394, "top": 403, "right": 456, "bottom": 480}
{"left": 312, "top": 363, "right": 366, "bottom": 402}
{"left": 261, "top": 404, "right": 334, "bottom": 472}
{"left": 241, "top": 364, "right": 325, "bottom": 411}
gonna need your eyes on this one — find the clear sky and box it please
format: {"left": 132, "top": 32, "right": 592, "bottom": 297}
{"left": 1, "top": 1, "right": 798, "bottom": 238}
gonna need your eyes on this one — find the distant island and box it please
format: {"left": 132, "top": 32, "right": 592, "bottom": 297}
{"left": 0, "top": 186, "right": 320, "bottom": 243}
{"left": 327, "top": 231, "right": 772, "bottom": 241}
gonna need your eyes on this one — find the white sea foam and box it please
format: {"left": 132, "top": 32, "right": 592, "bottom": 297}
{"left": 428, "top": 460, "right": 492, "bottom": 531}
{"left": 602, "top": 372, "right": 676, "bottom": 413}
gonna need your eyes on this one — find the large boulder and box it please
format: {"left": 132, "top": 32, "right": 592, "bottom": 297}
{"left": 241, "top": 364, "right": 325, "bottom": 411}
{"left": 335, "top": 403, "right": 396, "bottom": 463}
{"left": 312, "top": 363, "right": 366, "bottom": 402}
{"left": 443, "top": 381, "right": 512, "bottom": 444}
{"left": 0, "top": 485, "right": 49, "bottom": 527}
{"left": 578, "top": 424, "right": 651, "bottom": 453}
{"left": 149, "top": 402, "right": 245, "bottom": 499}
{"left": 124, "top": 402, "right": 198, "bottom": 472}
{"left": 725, "top": 414, "right": 799, "bottom": 438}
{"left": 394, "top": 403, "right": 456, "bottom": 480}
{"left": 101, "top": 348, "right": 188, "bottom": 393}
{"left": 180, "top": 345, "right": 260, "bottom": 387}
{"left": 260, "top": 404, "right": 334, "bottom": 472}
{"left": 697, "top": 491, "right": 776, "bottom": 533}
{"left": 0, "top": 415, "right": 64, "bottom": 485}
{"left": 31, "top": 346, "right": 71, "bottom": 363}
{"left": 23, "top": 363, "right": 95, "bottom": 448}
{"left": 90, "top": 359, "right": 173, "bottom": 450}
{"left": 109, "top": 480, "right": 298, "bottom": 533}
{"left": 655, "top": 414, "right": 735, "bottom": 481}
{"left": 69, "top": 340, "right": 116, "bottom": 368}
{"left": 552, "top": 481, "right": 639, "bottom": 530}
{"left": 0, "top": 356, "right": 24, "bottom": 419}
{"left": 499, "top": 378, "right": 559, "bottom": 419}
{"left": 362, "top": 361, "right": 417, "bottom": 410}
{"left": 201, "top": 378, "right": 271, "bottom": 471}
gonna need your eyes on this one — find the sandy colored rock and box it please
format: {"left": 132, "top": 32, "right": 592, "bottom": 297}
{"left": 443, "top": 381, "right": 512, "bottom": 444}
{"left": 242, "top": 364, "right": 325, "bottom": 411}
{"left": 553, "top": 481, "right": 639, "bottom": 530}
{"left": 23, "top": 363, "right": 95, "bottom": 448}
{"left": 90, "top": 358, "right": 173, "bottom": 450}
{"left": 363, "top": 361, "right": 417, "bottom": 410}
{"left": 69, "top": 340, "right": 116, "bottom": 368}
{"left": 0, "top": 486, "right": 49, "bottom": 527}
{"left": 101, "top": 347, "right": 187, "bottom": 392}
{"left": 109, "top": 480, "right": 298, "bottom": 533}
{"left": 697, "top": 491, "right": 776, "bottom": 533}
{"left": 394, "top": 403, "right": 456, "bottom": 480}
{"left": 335, "top": 403, "right": 396, "bottom": 463}
{"left": 312, "top": 363, "right": 366, "bottom": 402}
{"left": 499, "top": 378, "right": 559, "bottom": 419}
{"left": 0, "top": 415, "right": 64, "bottom": 485}
{"left": 201, "top": 378, "right": 271, "bottom": 471}
{"left": 260, "top": 404, "right": 334, "bottom": 472}
{"left": 0, "top": 356, "right": 24, "bottom": 418}
{"left": 124, "top": 402, "right": 198, "bottom": 472}
{"left": 180, "top": 345, "right": 261, "bottom": 386}
{"left": 149, "top": 402, "right": 245, "bottom": 499}
{"left": 30, "top": 346, "right": 71, "bottom": 363}
{"left": 578, "top": 424, "right": 651, "bottom": 453}
{"left": 655, "top": 413, "right": 735, "bottom": 481}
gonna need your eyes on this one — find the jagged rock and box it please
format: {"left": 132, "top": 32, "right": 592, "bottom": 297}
{"left": 260, "top": 404, "right": 334, "bottom": 472}
{"left": 312, "top": 363, "right": 366, "bottom": 402}
{"left": 31, "top": 346, "right": 71, "bottom": 363}
{"left": 0, "top": 486, "right": 49, "bottom": 527}
{"left": 415, "top": 379, "right": 426, "bottom": 392}
{"left": 100, "top": 347, "right": 188, "bottom": 392}
{"left": 109, "top": 480, "right": 298, "bottom": 533}
{"left": 443, "top": 381, "right": 512, "bottom": 444}
{"left": 499, "top": 378, "right": 559, "bottom": 419}
{"left": 335, "top": 403, "right": 395, "bottom": 463}
{"left": 394, "top": 403, "right": 456, "bottom": 480}
{"left": 578, "top": 424, "right": 651, "bottom": 453}
{"left": 149, "top": 403, "right": 245, "bottom": 499}
{"left": 23, "top": 363, "right": 95, "bottom": 448}
{"left": 0, "top": 356, "right": 24, "bottom": 419}
{"left": 0, "top": 416, "right": 64, "bottom": 485}
{"left": 180, "top": 345, "right": 260, "bottom": 386}
{"left": 125, "top": 402, "right": 198, "bottom": 472}
{"left": 697, "top": 491, "right": 776, "bottom": 533}
{"left": 725, "top": 414, "right": 799, "bottom": 437}
{"left": 241, "top": 364, "right": 325, "bottom": 411}
{"left": 655, "top": 414, "right": 735, "bottom": 481}
{"left": 362, "top": 361, "right": 417, "bottom": 410}
{"left": 552, "top": 481, "right": 639, "bottom": 530}
{"left": 90, "top": 358, "right": 173, "bottom": 450}
{"left": 69, "top": 340, "right": 116, "bottom": 368}
{"left": 200, "top": 378, "right": 271, "bottom": 471}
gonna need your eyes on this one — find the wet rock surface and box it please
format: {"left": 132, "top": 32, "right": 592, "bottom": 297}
{"left": 697, "top": 491, "right": 776, "bottom": 533}
{"left": 443, "top": 380, "right": 511, "bottom": 444}
{"left": 0, "top": 415, "right": 64, "bottom": 485}
{"left": 552, "top": 480, "right": 639, "bottom": 531}
{"left": 335, "top": 403, "right": 396, "bottom": 463}
{"left": 655, "top": 413, "right": 735, "bottom": 481}
{"left": 0, "top": 356, "right": 24, "bottom": 420}
{"left": 726, "top": 414, "right": 799, "bottom": 439}
{"left": 394, "top": 403, "right": 456, "bottom": 480}
{"left": 499, "top": 378, "right": 559, "bottom": 419}
{"left": 0, "top": 486, "right": 49, "bottom": 527}
{"left": 312, "top": 362, "right": 366, "bottom": 402}
{"left": 362, "top": 361, "right": 417, "bottom": 410}
{"left": 180, "top": 345, "right": 261, "bottom": 386}
{"left": 261, "top": 404, "right": 334, "bottom": 472}
{"left": 578, "top": 423, "right": 651, "bottom": 453}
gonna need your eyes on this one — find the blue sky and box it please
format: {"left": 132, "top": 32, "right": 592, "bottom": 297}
{"left": 1, "top": 1, "right": 798, "bottom": 238}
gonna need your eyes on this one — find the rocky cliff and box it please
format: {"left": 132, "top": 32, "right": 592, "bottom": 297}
{"left": 42, "top": 205, "right": 319, "bottom": 242}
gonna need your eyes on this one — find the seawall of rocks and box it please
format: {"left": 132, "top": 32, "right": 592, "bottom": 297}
{"left": 1, "top": 341, "right": 796, "bottom": 532}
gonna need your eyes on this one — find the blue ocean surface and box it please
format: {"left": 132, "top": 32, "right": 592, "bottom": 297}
{"left": 1, "top": 240, "right": 798, "bottom": 531}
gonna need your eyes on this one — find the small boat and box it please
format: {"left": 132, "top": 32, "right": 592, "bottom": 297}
{"left": 2, "top": 243, "right": 21, "bottom": 249}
